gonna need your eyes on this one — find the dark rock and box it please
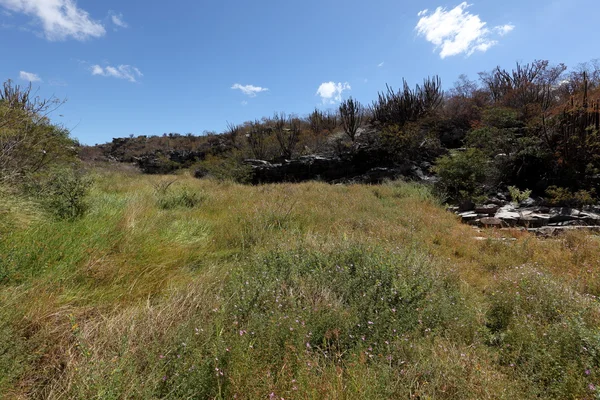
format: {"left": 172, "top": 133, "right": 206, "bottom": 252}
{"left": 475, "top": 204, "right": 500, "bottom": 215}
{"left": 458, "top": 199, "right": 475, "bottom": 212}
{"left": 247, "top": 153, "right": 415, "bottom": 184}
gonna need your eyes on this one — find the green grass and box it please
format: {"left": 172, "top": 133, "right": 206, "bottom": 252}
{"left": 1, "top": 166, "right": 600, "bottom": 399}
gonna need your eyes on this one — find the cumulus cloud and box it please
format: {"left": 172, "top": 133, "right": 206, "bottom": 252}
{"left": 0, "top": 0, "right": 105, "bottom": 40}
{"left": 316, "top": 81, "right": 351, "bottom": 104}
{"left": 109, "top": 11, "right": 127, "bottom": 28}
{"left": 91, "top": 64, "right": 142, "bottom": 83}
{"left": 231, "top": 83, "right": 269, "bottom": 97}
{"left": 19, "top": 70, "right": 41, "bottom": 82}
{"left": 415, "top": 2, "right": 514, "bottom": 58}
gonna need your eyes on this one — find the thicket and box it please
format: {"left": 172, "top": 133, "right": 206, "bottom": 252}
{"left": 0, "top": 81, "right": 90, "bottom": 219}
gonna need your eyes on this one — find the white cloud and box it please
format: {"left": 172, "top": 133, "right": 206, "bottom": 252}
{"left": 19, "top": 70, "right": 41, "bottom": 82}
{"left": 241, "top": 100, "right": 248, "bottom": 106}
{"left": 0, "top": 0, "right": 105, "bottom": 40}
{"left": 110, "top": 11, "right": 127, "bottom": 28}
{"left": 316, "top": 81, "right": 351, "bottom": 104}
{"left": 231, "top": 83, "right": 269, "bottom": 97}
{"left": 378, "top": 62, "right": 384, "bottom": 67}
{"left": 91, "top": 64, "right": 142, "bottom": 83}
{"left": 495, "top": 24, "right": 515, "bottom": 36}
{"left": 415, "top": 2, "right": 514, "bottom": 58}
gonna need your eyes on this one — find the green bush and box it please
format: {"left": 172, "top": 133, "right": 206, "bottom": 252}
{"left": 195, "top": 153, "right": 253, "bottom": 184}
{"left": 508, "top": 186, "right": 532, "bottom": 204}
{"left": 545, "top": 186, "right": 596, "bottom": 207}
{"left": 433, "top": 148, "right": 490, "bottom": 201}
{"left": 30, "top": 168, "right": 92, "bottom": 220}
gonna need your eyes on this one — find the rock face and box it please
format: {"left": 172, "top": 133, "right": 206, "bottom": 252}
{"left": 246, "top": 154, "right": 433, "bottom": 184}
{"left": 135, "top": 150, "right": 205, "bottom": 174}
{"left": 453, "top": 200, "right": 600, "bottom": 231}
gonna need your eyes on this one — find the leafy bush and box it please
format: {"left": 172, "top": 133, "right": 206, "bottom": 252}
{"left": 31, "top": 168, "right": 92, "bottom": 220}
{"left": 195, "top": 153, "right": 253, "bottom": 184}
{"left": 545, "top": 186, "right": 597, "bottom": 207}
{"left": 508, "top": 186, "right": 532, "bottom": 204}
{"left": 433, "top": 148, "right": 490, "bottom": 201}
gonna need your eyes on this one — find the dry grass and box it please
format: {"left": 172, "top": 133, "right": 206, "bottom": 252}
{"left": 1, "top": 167, "right": 600, "bottom": 399}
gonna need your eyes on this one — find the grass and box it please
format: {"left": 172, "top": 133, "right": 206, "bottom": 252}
{"left": 1, "top": 166, "right": 600, "bottom": 399}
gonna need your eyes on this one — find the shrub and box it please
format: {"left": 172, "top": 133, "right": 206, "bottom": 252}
{"left": 0, "top": 80, "right": 77, "bottom": 185}
{"left": 432, "top": 148, "right": 490, "bottom": 201}
{"left": 195, "top": 154, "right": 253, "bottom": 184}
{"left": 508, "top": 186, "right": 532, "bottom": 204}
{"left": 545, "top": 186, "right": 596, "bottom": 207}
{"left": 32, "top": 168, "right": 92, "bottom": 220}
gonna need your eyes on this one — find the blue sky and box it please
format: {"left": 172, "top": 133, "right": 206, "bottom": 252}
{"left": 0, "top": 0, "right": 597, "bottom": 145}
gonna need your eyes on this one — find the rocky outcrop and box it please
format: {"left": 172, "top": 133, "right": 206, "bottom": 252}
{"left": 135, "top": 150, "right": 206, "bottom": 174}
{"left": 245, "top": 155, "right": 434, "bottom": 184}
{"left": 452, "top": 199, "right": 600, "bottom": 232}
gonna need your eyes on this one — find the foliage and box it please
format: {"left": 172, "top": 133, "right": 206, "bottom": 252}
{"left": 433, "top": 149, "right": 490, "bottom": 201}
{"left": 35, "top": 168, "right": 92, "bottom": 220}
{"left": 545, "top": 186, "right": 597, "bottom": 207}
{"left": 195, "top": 153, "right": 253, "bottom": 183}
{"left": 0, "top": 80, "right": 77, "bottom": 185}
{"left": 508, "top": 186, "right": 532, "bottom": 204}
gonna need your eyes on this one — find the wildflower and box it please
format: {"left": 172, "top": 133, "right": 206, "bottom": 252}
{"left": 590, "top": 383, "right": 596, "bottom": 391}
{"left": 586, "top": 369, "right": 591, "bottom": 376}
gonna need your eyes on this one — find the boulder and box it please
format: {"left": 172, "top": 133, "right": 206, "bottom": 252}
{"left": 480, "top": 217, "right": 504, "bottom": 228}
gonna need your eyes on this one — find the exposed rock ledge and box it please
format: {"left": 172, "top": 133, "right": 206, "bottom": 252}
{"left": 245, "top": 155, "right": 437, "bottom": 184}
{"left": 451, "top": 200, "right": 600, "bottom": 233}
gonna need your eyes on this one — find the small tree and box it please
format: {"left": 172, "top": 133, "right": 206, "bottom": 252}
{"left": 273, "top": 112, "right": 300, "bottom": 159}
{"left": 309, "top": 108, "right": 324, "bottom": 136}
{"left": 339, "top": 97, "right": 364, "bottom": 143}
{"left": 246, "top": 120, "right": 271, "bottom": 159}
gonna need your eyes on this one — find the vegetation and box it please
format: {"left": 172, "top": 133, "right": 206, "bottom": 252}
{"left": 2, "top": 170, "right": 600, "bottom": 398}
{"left": 81, "top": 59, "right": 600, "bottom": 204}
{"left": 3, "top": 59, "right": 600, "bottom": 398}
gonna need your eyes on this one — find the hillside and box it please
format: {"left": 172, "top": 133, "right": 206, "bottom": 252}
{"left": 2, "top": 166, "right": 600, "bottom": 398}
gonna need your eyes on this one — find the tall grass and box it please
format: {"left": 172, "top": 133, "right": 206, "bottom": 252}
{"left": 1, "top": 167, "right": 600, "bottom": 399}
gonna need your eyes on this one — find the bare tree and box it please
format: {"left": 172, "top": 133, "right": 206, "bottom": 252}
{"left": 339, "top": 97, "right": 364, "bottom": 142}
{"left": 274, "top": 112, "right": 300, "bottom": 159}
{"left": 246, "top": 120, "right": 271, "bottom": 159}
